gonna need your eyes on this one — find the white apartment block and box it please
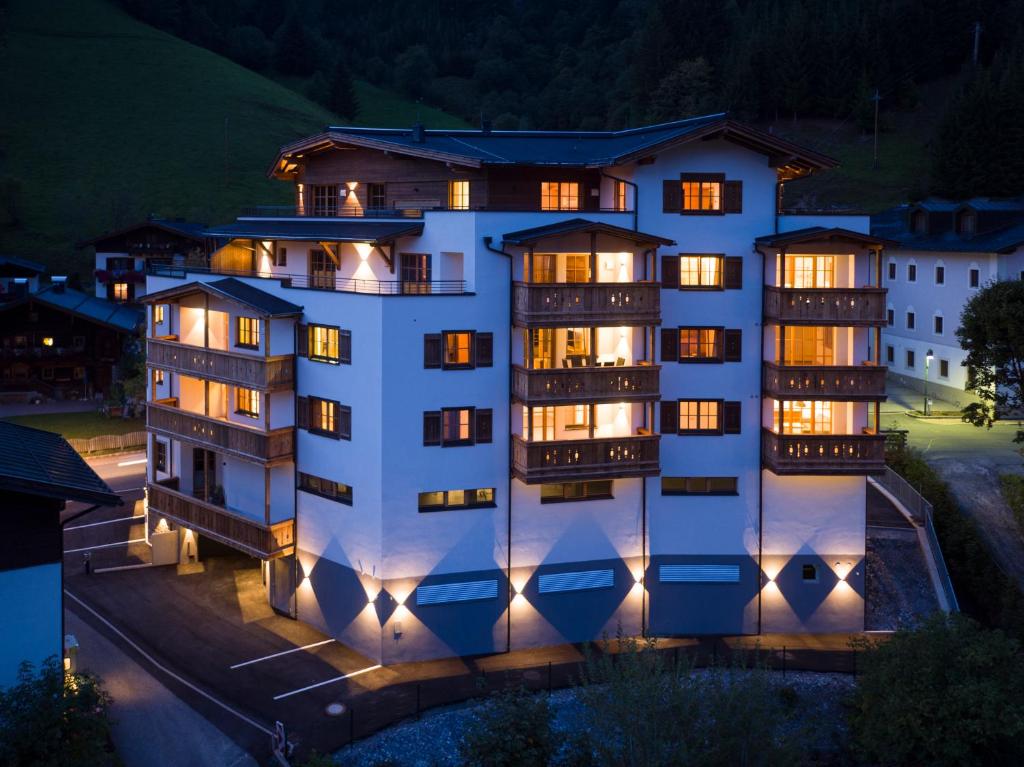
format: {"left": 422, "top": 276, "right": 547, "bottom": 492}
{"left": 873, "top": 198, "right": 1024, "bottom": 406}
{"left": 142, "top": 115, "right": 890, "bottom": 664}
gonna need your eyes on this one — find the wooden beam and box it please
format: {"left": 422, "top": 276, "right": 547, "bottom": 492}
{"left": 372, "top": 244, "right": 394, "bottom": 273}
{"left": 318, "top": 241, "right": 340, "bottom": 267}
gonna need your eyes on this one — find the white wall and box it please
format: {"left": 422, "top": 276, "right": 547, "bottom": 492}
{"left": 0, "top": 564, "right": 62, "bottom": 688}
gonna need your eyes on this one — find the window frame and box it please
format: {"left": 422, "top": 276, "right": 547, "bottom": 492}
{"left": 939, "top": 359, "right": 950, "bottom": 378}
{"left": 154, "top": 439, "right": 167, "bottom": 473}
{"left": 678, "top": 399, "right": 723, "bottom": 435}
{"left": 441, "top": 406, "right": 474, "bottom": 446}
{"left": 677, "top": 254, "right": 724, "bottom": 290}
{"left": 112, "top": 282, "right": 130, "bottom": 303}
{"left": 935, "top": 264, "right": 945, "bottom": 285}
{"left": 661, "top": 476, "right": 738, "bottom": 496}
{"left": 540, "top": 181, "right": 580, "bottom": 211}
{"left": 906, "top": 349, "right": 916, "bottom": 370}
{"left": 614, "top": 180, "right": 627, "bottom": 212}
{"left": 969, "top": 267, "right": 980, "bottom": 289}
{"left": 308, "top": 324, "right": 341, "bottom": 364}
{"left": 442, "top": 330, "right": 474, "bottom": 369}
{"left": 234, "top": 386, "right": 260, "bottom": 418}
{"left": 679, "top": 173, "right": 725, "bottom": 215}
{"left": 887, "top": 260, "right": 897, "bottom": 281}
{"left": 236, "top": 316, "right": 261, "bottom": 350}
{"left": 311, "top": 184, "right": 339, "bottom": 217}
{"left": 309, "top": 396, "right": 350, "bottom": 440}
{"left": 907, "top": 262, "right": 917, "bottom": 282}
{"left": 448, "top": 180, "right": 470, "bottom": 210}
{"left": 906, "top": 311, "right": 916, "bottom": 331}
{"left": 299, "top": 472, "right": 353, "bottom": 505}
{"left": 678, "top": 326, "right": 724, "bottom": 363}
{"left": 540, "top": 480, "right": 614, "bottom": 504}
{"left": 418, "top": 487, "right": 496, "bottom": 512}
{"left": 933, "top": 314, "right": 944, "bottom": 336}
{"left": 366, "top": 182, "right": 386, "bottom": 210}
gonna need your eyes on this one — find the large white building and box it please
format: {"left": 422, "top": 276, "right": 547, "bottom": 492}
{"left": 142, "top": 115, "right": 890, "bottom": 664}
{"left": 872, "top": 198, "right": 1024, "bottom": 406}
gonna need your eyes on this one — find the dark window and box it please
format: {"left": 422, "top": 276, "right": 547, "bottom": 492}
{"left": 906, "top": 350, "right": 915, "bottom": 369}
{"left": 540, "top": 481, "right": 613, "bottom": 504}
{"left": 907, "top": 263, "right": 917, "bottom": 282}
{"left": 801, "top": 564, "right": 818, "bottom": 582}
{"left": 311, "top": 184, "right": 339, "bottom": 216}
{"left": 418, "top": 487, "right": 495, "bottom": 512}
{"left": 442, "top": 408, "right": 472, "bottom": 445}
{"left": 969, "top": 268, "right": 980, "bottom": 288}
{"left": 957, "top": 211, "right": 976, "bottom": 235}
{"left": 366, "top": 182, "right": 386, "bottom": 210}
{"left": 886, "top": 345, "right": 894, "bottom": 364}
{"left": 424, "top": 407, "right": 492, "bottom": 446}
{"left": 275, "top": 246, "right": 288, "bottom": 267}
{"left": 887, "top": 261, "right": 896, "bottom": 280}
{"left": 299, "top": 472, "right": 352, "bottom": 505}
{"left": 236, "top": 317, "right": 260, "bottom": 349}
{"left": 935, "top": 265, "right": 945, "bottom": 284}
{"left": 939, "top": 359, "right": 949, "bottom": 378}
{"left": 661, "top": 477, "right": 738, "bottom": 495}
{"left": 910, "top": 210, "right": 927, "bottom": 233}
{"left": 310, "top": 249, "right": 336, "bottom": 289}
{"left": 401, "top": 253, "right": 432, "bottom": 294}
{"left": 906, "top": 311, "right": 915, "bottom": 330}
{"left": 887, "top": 308, "right": 894, "bottom": 326}
{"left": 934, "top": 315, "right": 944, "bottom": 335}
{"left": 154, "top": 440, "right": 167, "bottom": 473}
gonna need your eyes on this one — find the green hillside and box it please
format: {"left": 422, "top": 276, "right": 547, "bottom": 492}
{"left": 0, "top": 0, "right": 466, "bottom": 274}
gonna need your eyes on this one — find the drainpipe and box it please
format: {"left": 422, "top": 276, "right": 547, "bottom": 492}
{"left": 483, "top": 235, "right": 514, "bottom": 653}
{"left": 600, "top": 171, "right": 639, "bottom": 231}
{"left": 753, "top": 244, "right": 770, "bottom": 635}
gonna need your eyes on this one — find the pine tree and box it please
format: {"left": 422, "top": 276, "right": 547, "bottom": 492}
{"left": 328, "top": 57, "right": 359, "bottom": 121}
{"left": 273, "top": 12, "right": 313, "bottom": 76}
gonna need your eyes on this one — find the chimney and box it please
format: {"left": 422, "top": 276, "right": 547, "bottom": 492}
{"left": 411, "top": 123, "right": 425, "bottom": 143}
{"left": 51, "top": 275, "right": 67, "bottom": 293}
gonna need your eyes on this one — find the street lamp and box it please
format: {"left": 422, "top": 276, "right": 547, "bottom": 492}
{"left": 924, "top": 349, "right": 934, "bottom": 415}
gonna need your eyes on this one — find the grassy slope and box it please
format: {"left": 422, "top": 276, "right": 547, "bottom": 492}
{"left": 2, "top": 412, "right": 145, "bottom": 439}
{"left": 0, "top": 0, "right": 466, "bottom": 273}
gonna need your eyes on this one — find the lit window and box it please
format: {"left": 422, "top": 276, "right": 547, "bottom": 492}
{"left": 679, "top": 328, "right": 720, "bottom": 361}
{"left": 680, "top": 175, "right": 722, "bottom": 212}
{"left": 777, "top": 326, "right": 834, "bottom": 366}
{"left": 444, "top": 331, "right": 472, "bottom": 367}
{"left": 540, "top": 481, "right": 613, "bottom": 503}
{"left": 565, "top": 254, "right": 590, "bottom": 283}
{"left": 442, "top": 408, "right": 472, "bottom": 444}
{"left": 614, "top": 180, "right": 627, "bottom": 211}
{"left": 42, "top": 337, "right": 54, "bottom": 347}
{"left": 237, "top": 317, "right": 260, "bottom": 348}
{"left": 309, "top": 325, "right": 340, "bottom": 363}
{"left": 540, "top": 182, "right": 579, "bottom": 211}
{"left": 418, "top": 487, "right": 495, "bottom": 511}
{"left": 784, "top": 255, "right": 834, "bottom": 288}
{"left": 567, "top": 404, "right": 590, "bottom": 430}
{"left": 154, "top": 305, "right": 165, "bottom": 323}
{"left": 773, "top": 400, "right": 832, "bottom": 435}
{"left": 679, "top": 400, "right": 720, "bottom": 433}
{"left": 154, "top": 369, "right": 165, "bottom": 385}
{"left": 113, "top": 282, "right": 129, "bottom": 302}
{"left": 524, "top": 405, "right": 556, "bottom": 441}
{"left": 679, "top": 255, "right": 723, "bottom": 289}
{"left": 448, "top": 180, "right": 470, "bottom": 210}
{"left": 235, "top": 387, "right": 259, "bottom": 418}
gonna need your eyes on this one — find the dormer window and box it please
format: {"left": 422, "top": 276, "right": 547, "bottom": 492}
{"left": 956, "top": 210, "right": 977, "bottom": 236}
{"left": 910, "top": 209, "right": 927, "bottom": 234}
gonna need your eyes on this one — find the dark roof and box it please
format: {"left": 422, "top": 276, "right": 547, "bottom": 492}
{"left": 78, "top": 218, "right": 208, "bottom": 248}
{"left": 204, "top": 219, "right": 424, "bottom": 244}
{"left": 872, "top": 202, "right": 1024, "bottom": 254}
{"left": 271, "top": 115, "right": 836, "bottom": 177}
{"left": 0, "top": 422, "right": 121, "bottom": 506}
{"left": 142, "top": 278, "right": 303, "bottom": 317}
{"left": 0, "top": 255, "right": 46, "bottom": 274}
{"left": 0, "top": 285, "right": 144, "bottom": 332}
{"left": 755, "top": 227, "right": 895, "bottom": 248}
{"left": 502, "top": 218, "right": 675, "bottom": 246}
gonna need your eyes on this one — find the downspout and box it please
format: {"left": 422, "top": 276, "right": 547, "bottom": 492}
{"left": 483, "top": 235, "right": 514, "bottom": 654}
{"left": 754, "top": 244, "right": 770, "bottom": 635}
{"left": 600, "top": 170, "right": 639, "bottom": 232}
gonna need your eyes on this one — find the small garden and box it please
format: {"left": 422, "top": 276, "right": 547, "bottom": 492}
{"left": 1, "top": 410, "right": 144, "bottom": 439}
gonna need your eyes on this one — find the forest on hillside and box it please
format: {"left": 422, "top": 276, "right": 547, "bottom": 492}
{"left": 120, "top": 0, "right": 1024, "bottom": 198}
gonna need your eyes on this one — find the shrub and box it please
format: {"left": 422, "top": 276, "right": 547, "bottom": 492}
{"left": 849, "top": 613, "right": 1024, "bottom": 767}
{"left": 999, "top": 473, "right": 1024, "bottom": 531}
{"left": 459, "top": 685, "right": 555, "bottom": 767}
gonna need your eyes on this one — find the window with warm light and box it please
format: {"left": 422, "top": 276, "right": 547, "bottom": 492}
{"left": 442, "top": 407, "right": 472, "bottom": 444}
{"left": 565, "top": 328, "right": 590, "bottom": 359}
{"left": 235, "top": 387, "right": 260, "bottom": 418}
{"left": 679, "top": 328, "right": 721, "bottom": 361}
{"left": 154, "top": 305, "right": 165, "bottom": 324}
{"left": 526, "top": 329, "right": 553, "bottom": 369}
{"left": 614, "top": 180, "right": 627, "bottom": 211}
{"left": 783, "top": 255, "right": 834, "bottom": 288}
{"left": 777, "top": 326, "right": 835, "bottom": 366}
{"left": 444, "top": 331, "right": 472, "bottom": 367}
{"left": 418, "top": 487, "right": 495, "bottom": 512}
{"left": 524, "top": 405, "right": 555, "bottom": 441}
{"left": 113, "top": 282, "right": 129, "bottom": 302}
{"left": 448, "top": 180, "right": 470, "bottom": 210}
{"left": 565, "top": 254, "right": 589, "bottom": 283}
{"left": 680, "top": 175, "right": 722, "bottom": 212}
{"left": 773, "top": 400, "right": 833, "bottom": 434}
{"left": 236, "top": 316, "right": 260, "bottom": 349}
{"left": 154, "top": 369, "right": 165, "bottom": 385}
{"left": 309, "top": 325, "right": 340, "bottom": 363}
{"left": 541, "top": 480, "right": 613, "bottom": 503}
{"left": 679, "top": 255, "right": 723, "bottom": 289}
{"left": 530, "top": 253, "right": 556, "bottom": 283}
{"left": 567, "top": 404, "right": 590, "bottom": 430}
{"left": 42, "top": 337, "right": 54, "bottom": 347}
{"left": 540, "top": 182, "right": 579, "bottom": 211}
{"left": 679, "top": 400, "right": 720, "bottom": 434}
{"left": 424, "top": 407, "right": 491, "bottom": 445}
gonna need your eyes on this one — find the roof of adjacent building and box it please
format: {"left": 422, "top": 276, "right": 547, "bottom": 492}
{"left": 204, "top": 219, "right": 424, "bottom": 244}
{"left": 142, "top": 278, "right": 303, "bottom": 317}
{"left": 502, "top": 218, "right": 676, "bottom": 246}
{"left": 0, "top": 255, "right": 46, "bottom": 275}
{"left": 0, "top": 422, "right": 121, "bottom": 506}
{"left": 270, "top": 115, "right": 836, "bottom": 176}
{"left": 0, "top": 284, "right": 144, "bottom": 332}
{"left": 872, "top": 197, "right": 1024, "bottom": 253}
{"left": 755, "top": 226, "right": 896, "bottom": 248}
{"left": 78, "top": 217, "right": 209, "bottom": 248}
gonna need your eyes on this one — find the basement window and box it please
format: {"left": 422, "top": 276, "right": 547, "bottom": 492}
{"left": 801, "top": 564, "right": 818, "bottom": 582}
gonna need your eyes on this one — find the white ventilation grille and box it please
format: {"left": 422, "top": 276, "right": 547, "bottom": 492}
{"left": 659, "top": 564, "right": 740, "bottom": 583}
{"left": 416, "top": 579, "right": 498, "bottom": 606}
{"left": 538, "top": 569, "right": 614, "bottom": 594}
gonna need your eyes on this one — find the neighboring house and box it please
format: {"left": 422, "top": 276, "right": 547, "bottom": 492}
{"left": 872, "top": 197, "right": 1024, "bottom": 406}
{"left": 0, "top": 256, "right": 45, "bottom": 301}
{"left": 0, "top": 422, "right": 119, "bottom": 687}
{"left": 78, "top": 217, "right": 209, "bottom": 304}
{"left": 0, "top": 280, "right": 144, "bottom": 400}
{"left": 142, "top": 114, "right": 890, "bottom": 665}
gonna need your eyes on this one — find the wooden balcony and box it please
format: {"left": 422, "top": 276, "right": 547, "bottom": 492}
{"left": 147, "top": 338, "right": 294, "bottom": 391}
{"left": 146, "top": 400, "right": 294, "bottom": 464}
{"left": 512, "top": 282, "right": 660, "bottom": 327}
{"left": 762, "top": 362, "right": 887, "bottom": 401}
{"left": 761, "top": 429, "right": 886, "bottom": 475}
{"left": 147, "top": 481, "right": 294, "bottom": 559}
{"left": 512, "top": 364, "right": 660, "bottom": 405}
{"left": 763, "top": 287, "right": 887, "bottom": 326}
{"left": 512, "top": 433, "right": 660, "bottom": 483}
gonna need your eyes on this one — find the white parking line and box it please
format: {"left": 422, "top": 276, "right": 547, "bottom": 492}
{"left": 230, "top": 639, "right": 336, "bottom": 670}
{"left": 117, "top": 458, "right": 148, "bottom": 466}
{"left": 272, "top": 664, "right": 382, "bottom": 701}
{"left": 65, "top": 516, "right": 142, "bottom": 531}
{"left": 63, "top": 538, "right": 147, "bottom": 554}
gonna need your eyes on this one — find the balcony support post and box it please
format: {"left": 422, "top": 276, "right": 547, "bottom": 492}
{"left": 527, "top": 406, "right": 533, "bottom": 441}
{"left": 779, "top": 324, "right": 786, "bottom": 366}
{"left": 264, "top": 467, "right": 271, "bottom": 525}
{"left": 588, "top": 404, "right": 595, "bottom": 439}
{"left": 203, "top": 293, "right": 209, "bottom": 350}
{"left": 525, "top": 246, "right": 533, "bottom": 284}
{"left": 589, "top": 233, "right": 597, "bottom": 283}
{"left": 589, "top": 327, "right": 597, "bottom": 366}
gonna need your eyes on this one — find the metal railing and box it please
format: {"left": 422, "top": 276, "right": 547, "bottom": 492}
{"left": 147, "top": 264, "right": 468, "bottom": 296}
{"left": 241, "top": 205, "right": 422, "bottom": 219}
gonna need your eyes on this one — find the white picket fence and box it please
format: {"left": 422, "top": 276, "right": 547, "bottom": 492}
{"left": 67, "top": 431, "right": 147, "bottom": 454}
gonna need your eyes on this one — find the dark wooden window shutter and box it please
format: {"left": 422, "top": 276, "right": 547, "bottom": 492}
{"left": 724, "top": 180, "right": 743, "bottom": 213}
{"left": 339, "top": 330, "right": 352, "bottom": 364}
{"left": 423, "top": 411, "right": 441, "bottom": 445}
{"left": 423, "top": 334, "right": 442, "bottom": 368}
{"left": 296, "top": 323, "right": 308, "bottom": 357}
{"left": 296, "top": 396, "right": 309, "bottom": 430}
{"left": 723, "top": 329, "right": 742, "bottom": 362}
{"left": 475, "top": 333, "right": 493, "bottom": 367}
{"left": 724, "top": 257, "right": 743, "bottom": 289}
{"left": 339, "top": 405, "right": 352, "bottom": 440}
{"left": 661, "top": 328, "right": 679, "bottom": 362}
{"left": 662, "top": 180, "right": 681, "bottom": 213}
{"left": 475, "top": 409, "right": 493, "bottom": 443}
{"left": 661, "top": 255, "right": 679, "bottom": 289}
{"left": 660, "top": 400, "right": 679, "bottom": 435}
{"left": 723, "top": 401, "right": 741, "bottom": 434}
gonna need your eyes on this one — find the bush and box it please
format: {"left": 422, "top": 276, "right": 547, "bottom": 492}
{"left": 999, "top": 473, "right": 1024, "bottom": 531}
{"left": 849, "top": 614, "right": 1024, "bottom": 767}
{"left": 459, "top": 685, "right": 555, "bottom": 767}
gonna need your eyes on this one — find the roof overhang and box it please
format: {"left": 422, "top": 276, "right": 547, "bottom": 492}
{"left": 502, "top": 218, "right": 675, "bottom": 247}
{"left": 141, "top": 279, "right": 302, "bottom": 317}
{"left": 755, "top": 227, "right": 897, "bottom": 249}
{"left": 77, "top": 220, "right": 206, "bottom": 249}
{"left": 204, "top": 220, "right": 424, "bottom": 245}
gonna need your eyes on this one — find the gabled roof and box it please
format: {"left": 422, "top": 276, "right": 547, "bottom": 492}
{"left": 0, "top": 285, "right": 144, "bottom": 332}
{"left": 204, "top": 219, "right": 424, "bottom": 244}
{"left": 755, "top": 227, "right": 895, "bottom": 249}
{"left": 78, "top": 218, "right": 208, "bottom": 248}
{"left": 270, "top": 115, "right": 836, "bottom": 178}
{"left": 142, "top": 278, "right": 303, "bottom": 317}
{"left": 872, "top": 203, "right": 1024, "bottom": 254}
{"left": 502, "top": 218, "right": 675, "bottom": 247}
{"left": 0, "top": 422, "right": 121, "bottom": 506}
{"left": 0, "top": 255, "right": 46, "bottom": 274}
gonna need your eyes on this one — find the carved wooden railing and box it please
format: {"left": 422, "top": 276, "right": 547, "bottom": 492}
{"left": 147, "top": 338, "right": 294, "bottom": 391}
{"left": 148, "top": 481, "right": 294, "bottom": 559}
{"left": 763, "top": 287, "right": 887, "bottom": 325}
{"left": 762, "top": 362, "right": 887, "bottom": 400}
{"left": 512, "top": 282, "right": 660, "bottom": 326}
{"left": 511, "top": 434, "right": 660, "bottom": 483}
{"left": 146, "top": 400, "right": 293, "bottom": 463}
{"left": 761, "top": 429, "right": 886, "bottom": 475}
{"left": 512, "top": 364, "right": 660, "bottom": 404}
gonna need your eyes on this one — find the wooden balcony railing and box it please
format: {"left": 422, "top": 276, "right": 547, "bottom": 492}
{"left": 146, "top": 400, "right": 293, "bottom": 463}
{"left": 512, "top": 433, "right": 660, "bottom": 483}
{"left": 512, "top": 364, "right": 660, "bottom": 405}
{"left": 147, "top": 481, "right": 294, "bottom": 559}
{"left": 761, "top": 429, "right": 886, "bottom": 475}
{"left": 512, "top": 282, "right": 660, "bottom": 327}
{"left": 763, "top": 286, "right": 887, "bottom": 325}
{"left": 762, "top": 362, "right": 887, "bottom": 400}
{"left": 147, "top": 338, "right": 294, "bottom": 391}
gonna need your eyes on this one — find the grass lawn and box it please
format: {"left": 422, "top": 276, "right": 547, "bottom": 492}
{"left": 2, "top": 411, "right": 145, "bottom": 439}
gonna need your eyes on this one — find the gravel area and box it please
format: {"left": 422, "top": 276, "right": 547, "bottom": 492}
{"left": 332, "top": 671, "right": 855, "bottom": 767}
{"left": 865, "top": 530, "right": 941, "bottom": 630}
